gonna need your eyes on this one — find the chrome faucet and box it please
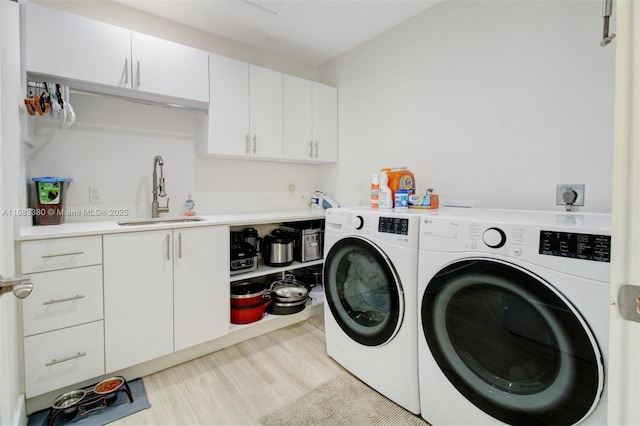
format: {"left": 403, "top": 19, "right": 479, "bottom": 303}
{"left": 152, "top": 155, "right": 169, "bottom": 218}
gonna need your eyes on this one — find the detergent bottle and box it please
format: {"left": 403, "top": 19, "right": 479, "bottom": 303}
{"left": 378, "top": 171, "right": 393, "bottom": 209}
{"left": 371, "top": 174, "right": 380, "bottom": 209}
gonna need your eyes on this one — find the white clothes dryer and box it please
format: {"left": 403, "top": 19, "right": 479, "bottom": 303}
{"left": 323, "top": 207, "right": 422, "bottom": 414}
{"left": 417, "top": 209, "right": 611, "bottom": 425}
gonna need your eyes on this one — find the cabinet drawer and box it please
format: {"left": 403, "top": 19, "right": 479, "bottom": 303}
{"left": 24, "top": 321, "right": 105, "bottom": 398}
{"left": 21, "top": 236, "right": 102, "bottom": 273}
{"left": 22, "top": 266, "right": 103, "bottom": 336}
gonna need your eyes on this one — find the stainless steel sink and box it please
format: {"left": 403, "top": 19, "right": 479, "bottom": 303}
{"left": 117, "top": 217, "right": 205, "bottom": 226}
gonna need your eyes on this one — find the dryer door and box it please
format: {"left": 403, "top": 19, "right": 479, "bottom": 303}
{"left": 421, "top": 259, "right": 604, "bottom": 425}
{"left": 324, "top": 236, "right": 404, "bottom": 346}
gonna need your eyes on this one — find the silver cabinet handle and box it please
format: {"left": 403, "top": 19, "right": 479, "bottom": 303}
{"left": 136, "top": 61, "right": 141, "bottom": 88}
{"left": 314, "top": 141, "right": 319, "bottom": 159}
{"left": 309, "top": 141, "right": 314, "bottom": 158}
{"left": 124, "top": 58, "right": 129, "bottom": 85}
{"left": 45, "top": 352, "right": 86, "bottom": 367}
{"left": 165, "top": 234, "right": 171, "bottom": 261}
{"left": 252, "top": 135, "right": 257, "bottom": 154}
{"left": 41, "top": 251, "right": 84, "bottom": 258}
{"left": 245, "top": 134, "right": 250, "bottom": 154}
{"left": 43, "top": 295, "right": 85, "bottom": 306}
{"left": 178, "top": 233, "right": 183, "bottom": 259}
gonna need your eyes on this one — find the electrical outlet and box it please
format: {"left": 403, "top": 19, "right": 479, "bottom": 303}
{"left": 556, "top": 184, "right": 585, "bottom": 207}
{"left": 89, "top": 186, "right": 102, "bottom": 203}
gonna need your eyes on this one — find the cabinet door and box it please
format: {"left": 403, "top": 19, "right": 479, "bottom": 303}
{"left": 208, "top": 54, "right": 251, "bottom": 156}
{"left": 312, "top": 82, "right": 338, "bottom": 162}
{"left": 174, "top": 227, "right": 229, "bottom": 351}
{"left": 131, "top": 32, "right": 209, "bottom": 103}
{"left": 103, "top": 231, "right": 173, "bottom": 372}
{"left": 249, "top": 65, "right": 284, "bottom": 159}
{"left": 283, "top": 75, "right": 314, "bottom": 161}
{"left": 24, "top": 3, "right": 131, "bottom": 88}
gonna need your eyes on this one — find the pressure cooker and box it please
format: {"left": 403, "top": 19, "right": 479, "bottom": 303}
{"left": 262, "top": 229, "right": 294, "bottom": 267}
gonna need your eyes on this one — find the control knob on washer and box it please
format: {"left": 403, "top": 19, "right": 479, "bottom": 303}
{"left": 483, "top": 227, "right": 507, "bottom": 248}
{"left": 354, "top": 215, "right": 365, "bottom": 230}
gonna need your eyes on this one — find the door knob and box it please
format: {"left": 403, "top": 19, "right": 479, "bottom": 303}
{"left": 0, "top": 275, "right": 33, "bottom": 299}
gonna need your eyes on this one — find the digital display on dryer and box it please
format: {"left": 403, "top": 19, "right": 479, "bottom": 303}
{"left": 378, "top": 217, "right": 409, "bottom": 235}
{"left": 539, "top": 231, "right": 611, "bottom": 263}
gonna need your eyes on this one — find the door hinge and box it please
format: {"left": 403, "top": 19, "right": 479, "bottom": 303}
{"left": 618, "top": 285, "right": 640, "bottom": 323}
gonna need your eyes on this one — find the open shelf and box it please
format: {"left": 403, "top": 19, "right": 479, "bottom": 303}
{"left": 229, "top": 290, "right": 324, "bottom": 333}
{"left": 229, "top": 258, "right": 323, "bottom": 282}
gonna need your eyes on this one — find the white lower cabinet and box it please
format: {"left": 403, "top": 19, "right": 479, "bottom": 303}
{"left": 20, "top": 236, "right": 105, "bottom": 398}
{"left": 24, "top": 321, "right": 104, "bottom": 398}
{"left": 103, "top": 226, "right": 229, "bottom": 372}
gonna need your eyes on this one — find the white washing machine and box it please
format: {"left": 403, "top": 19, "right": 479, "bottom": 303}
{"left": 417, "top": 209, "right": 611, "bottom": 425}
{"left": 323, "top": 207, "right": 422, "bottom": 414}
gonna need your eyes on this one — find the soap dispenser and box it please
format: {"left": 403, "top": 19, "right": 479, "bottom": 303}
{"left": 184, "top": 194, "right": 196, "bottom": 216}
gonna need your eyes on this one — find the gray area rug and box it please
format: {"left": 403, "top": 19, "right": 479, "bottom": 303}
{"left": 259, "top": 373, "right": 429, "bottom": 426}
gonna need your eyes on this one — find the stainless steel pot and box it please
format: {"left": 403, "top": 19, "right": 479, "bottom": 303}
{"left": 268, "top": 274, "right": 309, "bottom": 303}
{"left": 262, "top": 229, "right": 294, "bottom": 267}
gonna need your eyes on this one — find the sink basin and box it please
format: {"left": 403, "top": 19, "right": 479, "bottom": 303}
{"left": 117, "top": 217, "right": 205, "bottom": 226}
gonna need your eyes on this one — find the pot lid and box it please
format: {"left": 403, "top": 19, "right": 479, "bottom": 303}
{"left": 269, "top": 275, "right": 308, "bottom": 298}
{"left": 231, "top": 281, "right": 266, "bottom": 296}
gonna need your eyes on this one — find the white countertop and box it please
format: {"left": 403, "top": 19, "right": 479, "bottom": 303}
{"left": 17, "top": 209, "right": 326, "bottom": 241}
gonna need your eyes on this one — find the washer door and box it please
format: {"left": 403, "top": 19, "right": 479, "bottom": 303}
{"left": 421, "top": 259, "right": 604, "bottom": 425}
{"left": 324, "top": 236, "right": 404, "bottom": 346}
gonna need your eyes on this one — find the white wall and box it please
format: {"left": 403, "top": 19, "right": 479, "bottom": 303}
{"left": 24, "top": 1, "right": 328, "bottom": 221}
{"left": 320, "top": 0, "right": 616, "bottom": 212}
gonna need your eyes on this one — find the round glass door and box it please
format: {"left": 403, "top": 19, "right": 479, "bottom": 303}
{"left": 421, "top": 259, "right": 603, "bottom": 425}
{"left": 324, "top": 236, "right": 404, "bottom": 346}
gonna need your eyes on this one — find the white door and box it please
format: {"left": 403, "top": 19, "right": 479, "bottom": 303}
{"left": 208, "top": 54, "right": 250, "bottom": 157}
{"left": 1, "top": 2, "right": 25, "bottom": 425}
{"left": 312, "top": 82, "right": 338, "bottom": 162}
{"left": 249, "top": 64, "right": 283, "bottom": 159}
{"left": 608, "top": 1, "right": 640, "bottom": 424}
{"left": 283, "top": 74, "right": 313, "bottom": 161}
{"left": 103, "top": 231, "right": 174, "bottom": 372}
{"left": 131, "top": 32, "right": 209, "bottom": 102}
{"left": 24, "top": 2, "right": 131, "bottom": 88}
{"left": 173, "top": 226, "right": 229, "bottom": 351}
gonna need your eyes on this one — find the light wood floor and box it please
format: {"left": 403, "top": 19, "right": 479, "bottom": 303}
{"left": 112, "top": 315, "right": 349, "bottom": 425}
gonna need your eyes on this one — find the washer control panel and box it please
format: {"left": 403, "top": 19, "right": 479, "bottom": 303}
{"left": 539, "top": 230, "right": 611, "bottom": 263}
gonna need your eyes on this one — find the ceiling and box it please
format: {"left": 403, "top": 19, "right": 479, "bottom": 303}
{"left": 114, "top": 1, "right": 440, "bottom": 66}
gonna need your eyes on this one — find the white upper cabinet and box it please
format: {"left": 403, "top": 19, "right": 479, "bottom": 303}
{"left": 208, "top": 54, "right": 337, "bottom": 163}
{"left": 283, "top": 75, "right": 313, "bottom": 161}
{"left": 208, "top": 54, "right": 251, "bottom": 156}
{"left": 24, "top": 3, "right": 131, "bottom": 89}
{"left": 283, "top": 75, "right": 338, "bottom": 163}
{"left": 312, "top": 82, "right": 338, "bottom": 162}
{"left": 208, "top": 54, "right": 283, "bottom": 160}
{"left": 249, "top": 65, "right": 284, "bottom": 159}
{"left": 130, "top": 32, "right": 209, "bottom": 103}
{"left": 23, "top": 3, "right": 209, "bottom": 105}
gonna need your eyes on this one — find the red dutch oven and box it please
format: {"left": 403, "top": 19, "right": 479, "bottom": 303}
{"left": 230, "top": 281, "right": 266, "bottom": 308}
{"left": 231, "top": 298, "right": 272, "bottom": 324}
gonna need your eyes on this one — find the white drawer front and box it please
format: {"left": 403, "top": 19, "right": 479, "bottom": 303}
{"left": 24, "top": 321, "right": 105, "bottom": 398}
{"left": 21, "top": 236, "right": 102, "bottom": 273}
{"left": 22, "top": 266, "right": 104, "bottom": 336}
